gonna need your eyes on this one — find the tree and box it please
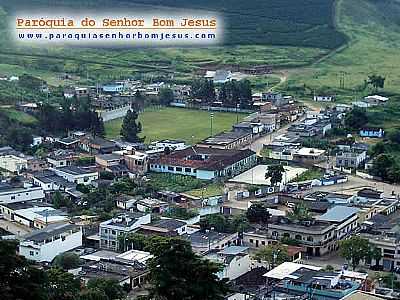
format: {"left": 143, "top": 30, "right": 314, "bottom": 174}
{"left": 253, "top": 243, "right": 289, "bottom": 269}
{"left": 87, "top": 278, "right": 125, "bottom": 300}
{"left": 46, "top": 267, "right": 81, "bottom": 300}
{"left": 339, "top": 236, "right": 370, "bottom": 270}
{"left": 371, "top": 153, "right": 393, "bottom": 179}
{"left": 120, "top": 109, "right": 145, "bottom": 143}
{"left": 159, "top": 87, "right": 174, "bottom": 106}
{"left": 191, "top": 79, "right": 215, "bottom": 103}
{"left": 52, "top": 191, "right": 72, "bottom": 209}
{"left": 246, "top": 202, "right": 271, "bottom": 225}
{"left": 147, "top": 238, "right": 229, "bottom": 300}
{"left": 388, "top": 128, "right": 400, "bottom": 144}
{"left": 265, "top": 164, "right": 285, "bottom": 186}
{"left": 325, "top": 265, "right": 335, "bottom": 272}
{"left": 78, "top": 289, "right": 108, "bottom": 300}
{"left": 368, "top": 246, "right": 382, "bottom": 268}
{"left": 237, "top": 79, "right": 252, "bottom": 108}
{"left": 200, "top": 214, "right": 228, "bottom": 232}
{"left": 5, "top": 126, "right": 33, "bottom": 151}
{"left": 118, "top": 233, "right": 147, "bottom": 252}
{"left": 200, "top": 214, "right": 250, "bottom": 234}
{"left": 0, "top": 240, "right": 48, "bottom": 300}
{"left": 367, "top": 74, "right": 385, "bottom": 91}
{"left": 287, "top": 202, "right": 312, "bottom": 222}
{"left": 344, "top": 108, "right": 368, "bottom": 130}
{"left": 53, "top": 252, "right": 80, "bottom": 270}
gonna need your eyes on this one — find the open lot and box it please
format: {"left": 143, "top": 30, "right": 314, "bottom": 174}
{"left": 229, "top": 164, "right": 307, "bottom": 186}
{"left": 105, "top": 107, "right": 247, "bottom": 144}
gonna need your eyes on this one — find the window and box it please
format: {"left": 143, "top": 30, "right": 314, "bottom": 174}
{"left": 249, "top": 239, "right": 254, "bottom": 243}
{"left": 307, "top": 236, "right": 313, "bottom": 242}
{"left": 185, "top": 168, "right": 191, "bottom": 173}
{"left": 384, "top": 249, "right": 395, "bottom": 254}
{"left": 112, "top": 230, "right": 116, "bottom": 235}
{"left": 30, "top": 251, "right": 34, "bottom": 256}
{"left": 176, "top": 167, "right": 182, "bottom": 172}
{"left": 168, "top": 166, "right": 174, "bottom": 171}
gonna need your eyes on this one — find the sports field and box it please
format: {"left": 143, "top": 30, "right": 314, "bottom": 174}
{"left": 105, "top": 107, "right": 248, "bottom": 144}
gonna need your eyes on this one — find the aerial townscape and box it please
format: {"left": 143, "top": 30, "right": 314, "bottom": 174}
{"left": 1, "top": 1, "right": 400, "bottom": 300}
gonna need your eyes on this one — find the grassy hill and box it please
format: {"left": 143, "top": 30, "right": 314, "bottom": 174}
{"left": 285, "top": 0, "right": 400, "bottom": 98}
{"left": 0, "top": 0, "right": 343, "bottom": 85}
{"left": 0, "top": 0, "right": 345, "bottom": 48}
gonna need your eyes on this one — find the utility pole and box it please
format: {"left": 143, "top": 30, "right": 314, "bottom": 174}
{"left": 236, "top": 102, "right": 240, "bottom": 124}
{"left": 210, "top": 112, "right": 214, "bottom": 136}
{"left": 339, "top": 71, "right": 345, "bottom": 89}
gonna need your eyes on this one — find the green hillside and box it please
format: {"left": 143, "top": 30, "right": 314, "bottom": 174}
{"left": 286, "top": 0, "right": 400, "bottom": 97}
{"left": 0, "top": 0, "right": 345, "bottom": 49}
{"left": 0, "top": 0, "right": 335, "bottom": 84}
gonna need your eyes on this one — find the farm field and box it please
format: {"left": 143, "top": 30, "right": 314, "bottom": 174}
{"left": 105, "top": 107, "right": 247, "bottom": 143}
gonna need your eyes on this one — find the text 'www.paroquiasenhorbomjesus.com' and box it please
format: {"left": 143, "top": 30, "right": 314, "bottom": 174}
{"left": 14, "top": 15, "right": 223, "bottom": 46}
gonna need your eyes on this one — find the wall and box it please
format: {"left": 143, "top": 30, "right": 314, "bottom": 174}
{"left": 219, "top": 254, "right": 251, "bottom": 280}
{"left": 196, "top": 169, "right": 216, "bottom": 180}
{"left": 99, "top": 104, "right": 131, "bottom": 122}
{"left": 0, "top": 155, "right": 28, "bottom": 173}
{"left": 52, "top": 169, "right": 99, "bottom": 185}
{"left": 20, "top": 229, "right": 82, "bottom": 262}
{"left": 0, "top": 188, "right": 45, "bottom": 204}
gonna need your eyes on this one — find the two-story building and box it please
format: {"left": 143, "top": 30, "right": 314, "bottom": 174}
{"left": 317, "top": 206, "right": 360, "bottom": 240}
{"left": 0, "top": 185, "right": 45, "bottom": 205}
{"left": 19, "top": 223, "right": 82, "bottom": 262}
{"left": 99, "top": 213, "right": 151, "bottom": 251}
{"left": 264, "top": 262, "right": 361, "bottom": 300}
{"left": 336, "top": 150, "right": 367, "bottom": 169}
{"left": 244, "top": 218, "right": 337, "bottom": 257}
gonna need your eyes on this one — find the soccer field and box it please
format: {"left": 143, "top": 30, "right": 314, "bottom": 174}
{"left": 105, "top": 107, "right": 248, "bottom": 144}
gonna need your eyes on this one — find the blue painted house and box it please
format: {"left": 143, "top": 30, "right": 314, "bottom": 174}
{"left": 102, "top": 83, "right": 124, "bottom": 94}
{"left": 359, "top": 127, "right": 384, "bottom": 138}
{"left": 264, "top": 262, "right": 361, "bottom": 300}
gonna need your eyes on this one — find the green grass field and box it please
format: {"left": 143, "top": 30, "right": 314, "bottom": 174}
{"left": 105, "top": 107, "right": 247, "bottom": 143}
{"left": 186, "top": 183, "right": 224, "bottom": 198}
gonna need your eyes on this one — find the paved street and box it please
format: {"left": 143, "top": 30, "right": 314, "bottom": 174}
{"left": 244, "top": 116, "right": 306, "bottom": 154}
